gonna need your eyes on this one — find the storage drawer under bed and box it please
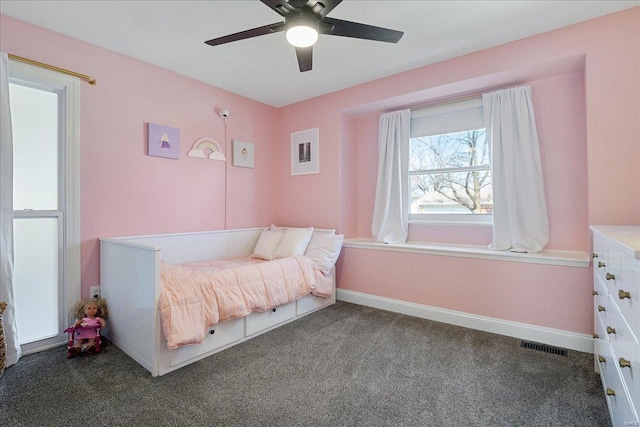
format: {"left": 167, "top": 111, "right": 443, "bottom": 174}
{"left": 245, "top": 300, "right": 297, "bottom": 336}
{"left": 169, "top": 317, "right": 245, "bottom": 366}
{"left": 297, "top": 293, "right": 331, "bottom": 316}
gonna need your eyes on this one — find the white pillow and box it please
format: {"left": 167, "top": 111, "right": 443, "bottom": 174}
{"left": 304, "top": 233, "right": 344, "bottom": 274}
{"left": 250, "top": 230, "right": 284, "bottom": 260}
{"left": 274, "top": 227, "right": 314, "bottom": 258}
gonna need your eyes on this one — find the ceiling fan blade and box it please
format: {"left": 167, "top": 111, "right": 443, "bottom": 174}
{"left": 320, "top": 17, "right": 403, "bottom": 43}
{"left": 205, "top": 22, "right": 285, "bottom": 47}
{"left": 295, "top": 46, "right": 313, "bottom": 72}
{"left": 260, "top": 0, "right": 296, "bottom": 17}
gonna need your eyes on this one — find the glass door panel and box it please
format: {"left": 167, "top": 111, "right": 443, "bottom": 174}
{"left": 13, "top": 212, "right": 60, "bottom": 344}
{"left": 10, "top": 82, "right": 59, "bottom": 210}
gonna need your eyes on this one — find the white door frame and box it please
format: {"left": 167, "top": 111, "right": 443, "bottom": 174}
{"left": 9, "top": 59, "right": 80, "bottom": 354}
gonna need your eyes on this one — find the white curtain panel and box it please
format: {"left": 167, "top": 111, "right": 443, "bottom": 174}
{"left": 483, "top": 85, "right": 549, "bottom": 253}
{"left": 371, "top": 109, "right": 411, "bottom": 244}
{"left": 0, "top": 52, "right": 21, "bottom": 366}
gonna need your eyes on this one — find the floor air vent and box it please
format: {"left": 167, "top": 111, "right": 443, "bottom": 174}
{"left": 520, "top": 341, "right": 568, "bottom": 357}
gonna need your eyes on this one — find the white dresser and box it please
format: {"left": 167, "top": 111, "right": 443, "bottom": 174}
{"left": 592, "top": 225, "right": 640, "bottom": 427}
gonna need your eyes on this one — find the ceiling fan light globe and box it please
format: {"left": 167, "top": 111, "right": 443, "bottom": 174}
{"left": 286, "top": 25, "right": 318, "bottom": 48}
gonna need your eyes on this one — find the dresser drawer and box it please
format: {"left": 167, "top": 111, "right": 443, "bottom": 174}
{"left": 592, "top": 232, "right": 609, "bottom": 266}
{"left": 594, "top": 274, "right": 610, "bottom": 325}
{"left": 594, "top": 257, "right": 611, "bottom": 286}
{"left": 595, "top": 307, "right": 608, "bottom": 343}
{"left": 613, "top": 256, "right": 640, "bottom": 341}
{"left": 607, "top": 299, "right": 638, "bottom": 346}
{"left": 603, "top": 357, "right": 639, "bottom": 427}
{"left": 594, "top": 339, "right": 614, "bottom": 387}
{"left": 602, "top": 268, "right": 621, "bottom": 305}
{"left": 611, "top": 339, "right": 640, "bottom": 416}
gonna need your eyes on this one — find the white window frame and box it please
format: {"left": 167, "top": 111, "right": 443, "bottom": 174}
{"left": 408, "top": 98, "right": 492, "bottom": 226}
{"left": 9, "top": 59, "right": 81, "bottom": 354}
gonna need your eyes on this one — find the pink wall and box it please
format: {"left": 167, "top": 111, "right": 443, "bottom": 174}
{"left": 274, "top": 8, "right": 639, "bottom": 334}
{"left": 352, "top": 71, "right": 589, "bottom": 250}
{"left": 336, "top": 249, "right": 593, "bottom": 334}
{"left": 276, "top": 8, "right": 639, "bottom": 232}
{"left": 1, "top": 15, "right": 280, "bottom": 297}
{"left": 339, "top": 68, "right": 592, "bottom": 335}
{"left": 1, "top": 8, "right": 638, "bottom": 335}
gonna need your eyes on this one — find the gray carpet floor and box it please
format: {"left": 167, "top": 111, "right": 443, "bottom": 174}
{"left": 1, "top": 302, "right": 610, "bottom": 427}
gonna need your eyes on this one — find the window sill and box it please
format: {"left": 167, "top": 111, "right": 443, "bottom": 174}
{"left": 409, "top": 220, "right": 493, "bottom": 227}
{"left": 343, "top": 238, "right": 590, "bottom": 268}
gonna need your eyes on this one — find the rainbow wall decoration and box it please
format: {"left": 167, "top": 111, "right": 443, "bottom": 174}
{"left": 188, "top": 137, "right": 226, "bottom": 161}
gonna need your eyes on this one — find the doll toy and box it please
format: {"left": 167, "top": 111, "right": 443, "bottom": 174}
{"left": 66, "top": 298, "right": 108, "bottom": 358}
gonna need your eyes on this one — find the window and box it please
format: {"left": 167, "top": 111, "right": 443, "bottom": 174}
{"left": 409, "top": 98, "right": 492, "bottom": 224}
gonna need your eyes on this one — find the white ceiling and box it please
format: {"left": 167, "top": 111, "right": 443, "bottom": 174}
{"left": 1, "top": 1, "right": 637, "bottom": 107}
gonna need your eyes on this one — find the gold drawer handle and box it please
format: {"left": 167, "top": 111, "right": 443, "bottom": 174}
{"left": 593, "top": 333, "right": 599, "bottom": 339}
{"left": 598, "top": 305, "right": 606, "bottom": 312}
{"left": 592, "top": 253, "right": 599, "bottom": 258}
{"left": 606, "top": 387, "right": 616, "bottom": 396}
{"left": 618, "top": 290, "right": 631, "bottom": 300}
{"left": 592, "top": 290, "right": 599, "bottom": 296}
{"left": 598, "top": 356, "right": 606, "bottom": 363}
{"left": 619, "top": 358, "right": 631, "bottom": 368}
{"left": 598, "top": 261, "right": 606, "bottom": 268}
{"left": 606, "top": 326, "right": 616, "bottom": 335}
{"left": 606, "top": 272, "right": 615, "bottom": 281}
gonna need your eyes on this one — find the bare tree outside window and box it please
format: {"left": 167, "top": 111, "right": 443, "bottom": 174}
{"left": 409, "top": 129, "right": 492, "bottom": 215}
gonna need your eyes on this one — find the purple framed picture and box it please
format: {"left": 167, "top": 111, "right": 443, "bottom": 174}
{"left": 148, "top": 123, "right": 180, "bottom": 159}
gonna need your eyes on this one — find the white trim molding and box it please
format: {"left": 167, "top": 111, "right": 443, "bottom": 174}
{"left": 337, "top": 289, "right": 594, "bottom": 354}
{"left": 343, "top": 238, "right": 590, "bottom": 268}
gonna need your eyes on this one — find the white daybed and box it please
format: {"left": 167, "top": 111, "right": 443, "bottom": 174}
{"left": 100, "top": 227, "right": 337, "bottom": 377}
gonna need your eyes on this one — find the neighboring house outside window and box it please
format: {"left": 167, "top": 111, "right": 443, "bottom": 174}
{"left": 409, "top": 98, "right": 492, "bottom": 224}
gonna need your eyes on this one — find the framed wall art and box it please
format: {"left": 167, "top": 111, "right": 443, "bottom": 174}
{"left": 291, "top": 128, "right": 319, "bottom": 176}
{"left": 232, "top": 140, "right": 255, "bottom": 168}
{"left": 147, "top": 123, "right": 180, "bottom": 159}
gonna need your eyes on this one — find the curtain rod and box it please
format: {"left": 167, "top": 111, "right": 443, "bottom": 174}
{"left": 8, "top": 53, "right": 96, "bottom": 85}
{"left": 408, "top": 93, "right": 483, "bottom": 113}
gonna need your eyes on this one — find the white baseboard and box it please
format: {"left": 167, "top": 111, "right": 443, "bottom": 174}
{"left": 336, "top": 289, "right": 594, "bottom": 354}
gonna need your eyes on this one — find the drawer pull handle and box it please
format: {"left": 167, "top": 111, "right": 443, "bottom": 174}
{"left": 618, "top": 290, "right": 631, "bottom": 300}
{"left": 592, "top": 253, "right": 599, "bottom": 259}
{"left": 598, "top": 305, "right": 606, "bottom": 312}
{"left": 606, "top": 326, "right": 616, "bottom": 335}
{"left": 598, "top": 356, "right": 606, "bottom": 363}
{"left": 592, "top": 290, "right": 599, "bottom": 296}
{"left": 606, "top": 387, "right": 616, "bottom": 396}
{"left": 606, "top": 273, "right": 615, "bottom": 281}
{"left": 593, "top": 333, "right": 599, "bottom": 339}
{"left": 598, "top": 261, "right": 606, "bottom": 268}
{"left": 619, "top": 358, "right": 631, "bottom": 368}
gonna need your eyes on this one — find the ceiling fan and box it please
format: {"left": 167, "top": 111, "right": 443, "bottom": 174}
{"left": 204, "top": 0, "right": 404, "bottom": 72}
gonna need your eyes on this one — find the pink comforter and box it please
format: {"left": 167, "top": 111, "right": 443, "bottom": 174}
{"left": 158, "top": 256, "right": 329, "bottom": 349}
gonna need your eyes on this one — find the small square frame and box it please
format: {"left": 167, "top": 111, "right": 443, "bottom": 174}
{"left": 232, "top": 140, "right": 255, "bottom": 168}
{"left": 147, "top": 123, "right": 180, "bottom": 159}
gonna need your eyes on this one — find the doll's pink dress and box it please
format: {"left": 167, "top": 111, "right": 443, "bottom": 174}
{"left": 75, "top": 317, "right": 101, "bottom": 339}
